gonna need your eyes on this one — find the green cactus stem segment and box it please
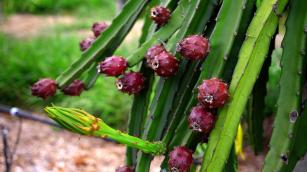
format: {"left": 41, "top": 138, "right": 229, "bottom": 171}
{"left": 168, "top": 0, "right": 248, "bottom": 149}
{"left": 126, "top": 0, "right": 192, "bottom": 66}
{"left": 56, "top": 0, "right": 148, "bottom": 88}
{"left": 200, "top": 0, "right": 289, "bottom": 171}
{"left": 44, "top": 106, "right": 166, "bottom": 155}
{"left": 263, "top": 0, "right": 307, "bottom": 170}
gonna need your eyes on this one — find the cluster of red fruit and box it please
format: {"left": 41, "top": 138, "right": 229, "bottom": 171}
{"left": 31, "top": 6, "right": 229, "bottom": 172}
{"left": 31, "top": 21, "right": 109, "bottom": 99}
{"left": 167, "top": 79, "right": 229, "bottom": 172}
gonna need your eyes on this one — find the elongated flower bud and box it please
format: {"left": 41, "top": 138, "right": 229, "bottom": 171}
{"left": 45, "top": 106, "right": 165, "bottom": 155}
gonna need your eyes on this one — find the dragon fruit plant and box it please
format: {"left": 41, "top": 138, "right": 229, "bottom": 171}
{"left": 32, "top": 0, "right": 307, "bottom": 171}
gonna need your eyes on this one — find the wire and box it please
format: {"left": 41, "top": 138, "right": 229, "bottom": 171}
{"left": 11, "top": 118, "right": 22, "bottom": 157}
{"left": 1, "top": 125, "right": 12, "bottom": 172}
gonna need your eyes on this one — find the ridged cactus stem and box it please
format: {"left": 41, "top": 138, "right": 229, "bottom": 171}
{"left": 44, "top": 106, "right": 166, "bottom": 155}
{"left": 126, "top": 0, "right": 192, "bottom": 66}
{"left": 56, "top": 0, "right": 149, "bottom": 88}
{"left": 201, "top": 0, "right": 289, "bottom": 171}
{"left": 125, "top": 0, "right": 165, "bottom": 165}
{"left": 135, "top": 1, "right": 202, "bottom": 171}
{"left": 263, "top": 0, "right": 307, "bottom": 170}
{"left": 162, "top": 0, "right": 220, "bottom": 146}
{"left": 167, "top": 0, "right": 248, "bottom": 149}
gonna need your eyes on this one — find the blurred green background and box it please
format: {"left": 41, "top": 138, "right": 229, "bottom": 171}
{"left": 0, "top": 0, "right": 137, "bottom": 128}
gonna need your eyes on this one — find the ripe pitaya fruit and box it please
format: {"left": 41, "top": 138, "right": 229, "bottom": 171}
{"left": 31, "top": 78, "right": 57, "bottom": 99}
{"left": 188, "top": 106, "right": 215, "bottom": 133}
{"left": 80, "top": 37, "right": 95, "bottom": 51}
{"left": 92, "top": 22, "right": 108, "bottom": 37}
{"left": 197, "top": 78, "right": 229, "bottom": 109}
{"left": 98, "top": 56, "right": 128, "bottom": 77}
{"left": 115, "top": 166, "right": 134, "bottom": 172}
{"left": 116, "top": 72, "right": 145, "bottom": 95}
{"left": 150, "top": 6, "right": 171, "bottom": 26}
{"left": 145, "top": 44, "right": 166, "bottom": 61}
{"left": 176, "top": 35, "right": 209, "bottom": 60}
{"left": 168, "top": 146, "right": 193, "bottom": 172}
{"left": 62, "top": 80, "right": 85, "bottom": 96}
{"left": 146, "top": 45, "right": 179, "bottom": 77}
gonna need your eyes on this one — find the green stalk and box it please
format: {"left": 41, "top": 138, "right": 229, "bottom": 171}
{"left": 263, "top": 15, "right": 286, "bottom": 113}
{"left": 223, "top": 145, "right": 237, "bottom": 172}
{"left": 126, "top": 0, "right": 178, "bottom": 166}
{"left": 83, "top": 4, "right": 144, "bottom": 89}
{"left": 44, "top": 106, "right": 166, "bottom": 155}
{"left": 56, "top": 0, "right": 149, "bottom": 88}
{"left": 126, "top": 0, "right": 192, "bottom": 66}
{"left": 222, "top": 0, "right": 256, "bottom": 81}
{"left": 167, "top": 0, "right": 249, "bottom": 149}
{"left": 125, "top": 0, "right": 162, "bottom": 166}
{"left": 285, "top": 100, "right": 307, "bottom": 171}
{"left": 162, "top": 0, "right": 220, "bottom": 146}
{"left": 126, "top": 64, "right": 154, "bottom": 166}
{"left": 246, "top": 57, "right": 270, "bottom": 154}
{"left": 264, "top": 47, "right": 282, "bottom": 113}
{"left": 135, "top": 0, "right": 201, "bottom": 171}
{"left": 200, "top": 0, "right": 289, "bottom": 171}
{"left": 262, "top": 0, "right": 307, "bottom": 170}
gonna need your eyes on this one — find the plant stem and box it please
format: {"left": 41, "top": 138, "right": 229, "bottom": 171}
{"left": 44, "top": 106, "right": 166, "bottom": 155}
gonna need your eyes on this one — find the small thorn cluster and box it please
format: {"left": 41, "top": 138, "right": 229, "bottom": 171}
{"left": 146, "top": 44, "right": 179, "bottom": 77}
{"left": 168, "top": 146, "right": 193, "bottom": 172}
{"left": 150, "top": 6, "right": 171, "bottom": 26}
{"left": 115, "top": 166, "right": 134, "bottom": 172}
{"left": 177, "top": 35, "right": 210, "bottom": 60}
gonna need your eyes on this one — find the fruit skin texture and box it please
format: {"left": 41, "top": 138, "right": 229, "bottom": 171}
{"left": 115, "top": 166, "right": 134, "bottom": 172}
{"left": 150, "top": 6, "right": 171, "bottom": 26}
{"left": 98, "top": 56, "right": 128, "bottom": 77}
{"left": 146, "top": 45, "right": 179, "bottom": 77}
{"left": 145, "top": 44, "right": 166, "bottom": 61}
{"left": 31, "top": 78, "right": 57, "bottom": 99}
{"left": 92, "top": 22, "right": 108, "bottom": 37}
{"left": 79, "top": 37, "right": 95, "bottom": 51}
{"left": 197, "top": 78, "right": 229, "bottom": 109}
{"left": 176, "top": 35, "right": 209, "bottom": 60}
{"left": 168, "top": 146, "right": 193, "bottom": 172}
{"left": 62, "top": 80, "right": 85, "bottom": 96}
{"left": 116, "top": 72, "right": 145, "bottom": 95}
{"left": 188, "top": 106, "right": 215, "bottom": 133}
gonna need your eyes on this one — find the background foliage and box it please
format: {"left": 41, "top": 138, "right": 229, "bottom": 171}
{"left": 0, "top": 0, "right": 134, "bottom": 128}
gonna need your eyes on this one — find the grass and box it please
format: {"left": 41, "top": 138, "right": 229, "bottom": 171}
{"left": 0, "top": 0, "right": 140, "bottom": 128}
{"left": 2, "top": 0, "right": 117, "bottom": 20}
